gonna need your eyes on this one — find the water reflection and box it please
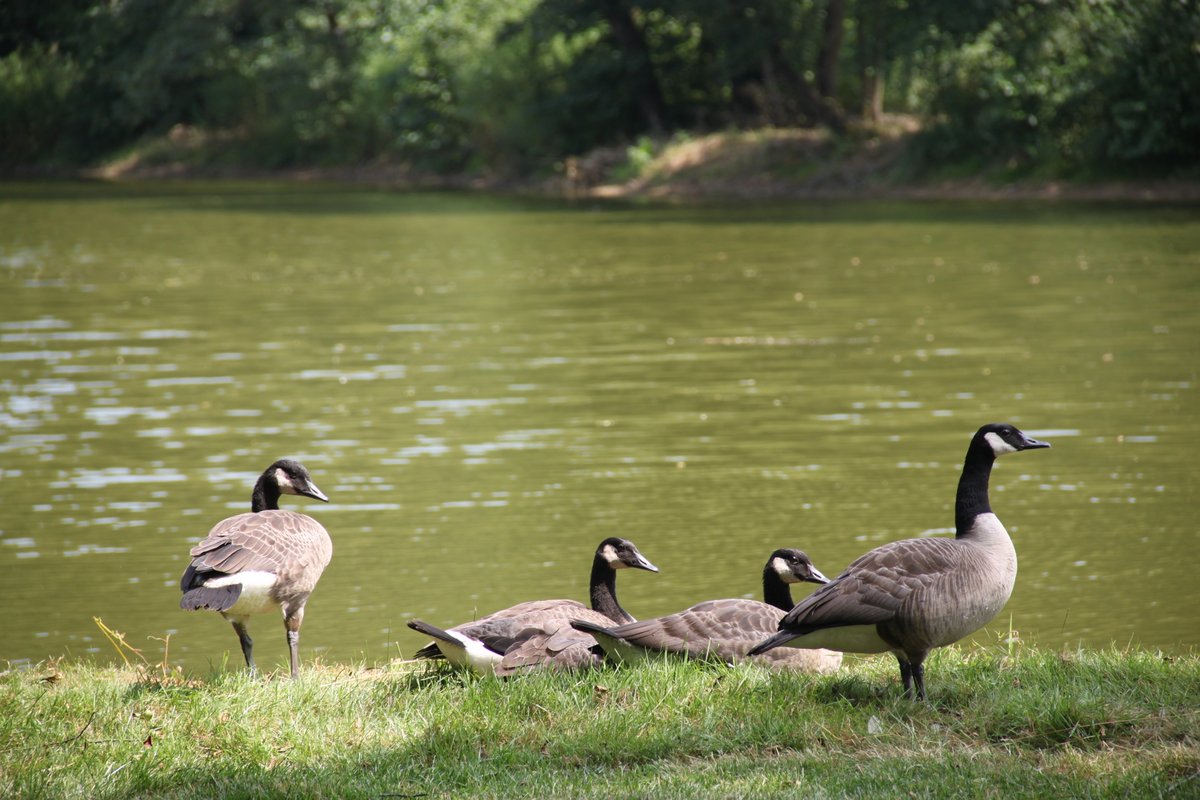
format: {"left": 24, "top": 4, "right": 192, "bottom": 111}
{"left": 0, "top": 185, "right": 1197, "bottom": 671}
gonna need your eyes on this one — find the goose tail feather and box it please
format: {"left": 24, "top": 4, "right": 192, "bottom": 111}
{"left": 180, "top": 585, "right": 241, "bottom": 612}
{"left": 567, "top": 618, "right": 610, "bottom": 636}
{"left": 747, "top": 629, "right": 797, "bottom": 657}
{"left": 406, "top": 619, "right": 455, "bottom": 660}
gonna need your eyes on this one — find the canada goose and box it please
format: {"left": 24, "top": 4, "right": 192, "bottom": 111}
{"left": 406, "top": 537, "right": 658, "bottom": 674}
{"left": 568, "top": 548, "right": 842, "bottom": 673}
{"left": 748, "top": 423, "right": 1050, "bottom": 700}
{"left": 179, "top": 459, "right": 331, "bottom": 678}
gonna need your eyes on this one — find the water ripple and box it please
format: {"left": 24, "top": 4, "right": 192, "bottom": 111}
{"left": 85, "top": 406, "right": 174, "bottom": 425}
{"left": 0, "top": 351, "right": 74, "bottom": 362}
{"left": 139, "top": 330, "right": 193, "bottom": 340}
{"left": 64, "top": 544, "right": 132, "bottom": 557}
{"left": 51, "top": 467, "right": 187, "bottom": 489}
{"left": 146, "top": 376, "right": 236, "bottom": 387}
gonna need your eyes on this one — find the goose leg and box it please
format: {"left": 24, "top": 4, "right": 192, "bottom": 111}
{"left": 897, "top": 657, "right": 914, "bottom": 698}
{"left": 284, "top": 606, "right": 305, "bottom": 679}
{"left": 231, "top": 618, "right": 256, "bottom": 675}
{"left": 910, "top": 661, "right": 927, "bottom": 702}
{"left": 896, "top": 653, "right": 929, "bottom": 701}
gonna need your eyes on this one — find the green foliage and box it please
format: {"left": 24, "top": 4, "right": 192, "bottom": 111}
{"left": 1066, "top": 0, "right": 1200, "bottom": 166}
{"left": 911, "top": 0, "right": 1200, "bottom": 176}
{"left": 471, "top": 7, "right": 648, "bottom": 166}
{"left": 0, "top": 46, "right": 80, "bottom": 166}
{"left": 0, "top": 0, "right": 1195, "bottom": 175}
{"left": 60, "top": 0, "right": 235, "bottom": 158}
{"left": 612, "top": 135, "right": 659, "bottom": 182}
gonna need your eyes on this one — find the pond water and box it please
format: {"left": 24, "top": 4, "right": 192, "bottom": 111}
{"left": 1, "top": 183, "right": 1197, "bottom": 672}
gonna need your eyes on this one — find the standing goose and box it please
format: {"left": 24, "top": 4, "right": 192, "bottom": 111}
{"left": 406, "top": 537, "right": 658, "bottom": 674}
{"left": 749, "top": 423, "right": 1049, "bottom": 700}
{"left": 569, "top": 548, "right": 843, "bottom": 673}
{"left": 180, "top": 459, "right": 331, "bottom": 678}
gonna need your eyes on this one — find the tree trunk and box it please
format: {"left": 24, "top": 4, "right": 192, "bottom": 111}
{"left": 856, "top": 0, "right": 885, "bottom": 122}
{"left": 766, "top": 41, "right": 847, "bottom": 134}
{"left": 816, "top": 0, "right": 845, "bottom": 100}
{"left": 863, "top": 69, "right": 883, "bottom": 122}
{"left": 602, "top": 3, "right": 668, "bottom": 134}
{"left": 754, "top": 4, "right": 847, "bottom": 134}
{"left": 324, "top": 4, "right": 350, "bottom": 70}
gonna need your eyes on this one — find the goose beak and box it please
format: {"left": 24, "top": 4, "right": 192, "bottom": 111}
{"left": 1019, "top": 434, "right": 1051, "bottom": 451}
{"left": 806, "top": 566, "right": 831, "bottom": 585}
{"left": 301, "top": 483, "right": 330, "bottom": 503}
{"left": 633, "top": 554, "right": 659, "bottom": 573}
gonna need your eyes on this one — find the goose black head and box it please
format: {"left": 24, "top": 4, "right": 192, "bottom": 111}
{"left": 597, "top": 537, "right": 659, "bottom": 573}
{"left": 266, "top": 459, "right": 330, "bottom": 503}
{"left": 767, "top": 548, "right": 830, "bottom": 585}
{"left": 976, "top": 423, "right": 1051, "bottom": 458}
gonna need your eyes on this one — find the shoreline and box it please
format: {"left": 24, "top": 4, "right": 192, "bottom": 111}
{"left": 94, "top": 169, "right": 1200, "bottom": 204}
{"left": 7, "top": 129, "right": 1199, "bottom": 204}
{"left": 43, "top": 166, "right": 1200, "bottom": 204}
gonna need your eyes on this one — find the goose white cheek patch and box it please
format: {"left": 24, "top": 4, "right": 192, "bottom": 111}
{"left": 771, "top": 557, "right": 797, "bottom": 582}
{"left": 601, "top": 544, "right": 626, "bottom": 568}
{"left": 274, "top": 468, "right": 298, "bottom": 494}
{"left": 984, "top": 432, "right": 1018, "bottom": 457}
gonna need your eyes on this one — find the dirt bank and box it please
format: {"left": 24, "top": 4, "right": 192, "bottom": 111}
{"left": 58, "top": 124, "right": 1200, "bottom": 203}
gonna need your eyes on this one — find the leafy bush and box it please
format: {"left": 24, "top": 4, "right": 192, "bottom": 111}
{"left": 912, "top": 0, "right": 1200, "bottom": 177}
{"left": 0, "top": 47, "right": 81, "bottom": 166}
{"left": 0, "top": 0, "right": 1194, "bottom": 175}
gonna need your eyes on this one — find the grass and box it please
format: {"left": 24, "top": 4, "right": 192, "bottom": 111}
{"left": 1, "top": 646, "right": 1197, "bottom": 799}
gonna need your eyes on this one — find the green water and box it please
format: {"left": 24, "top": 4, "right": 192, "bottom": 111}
{"left": 1, "top": 183, "right": 1197, "bottom": 672}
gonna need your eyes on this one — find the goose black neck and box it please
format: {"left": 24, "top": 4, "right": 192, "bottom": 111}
{"left": 250, "top": 477, "right": 281, "bottom": 513}
{"left": 955, "top": 438, "right": 996, "bottom": 537}
{"left": 589, "top": 555, "right": 633, "bottom": 624}
{"left": 761, "top": 565, "right": 795, "bottom": 611}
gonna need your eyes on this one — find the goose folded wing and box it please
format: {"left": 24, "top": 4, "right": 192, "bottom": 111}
{"left": 450, "top": 601, "right": 584, "bottom": 654}
{"left": 608, "top": 600, "right": 772, "bottom": 656}
{"left": 498, "top": 605, "right": 599, "bottom": 651}
{"left": 186, "top": 511, "right": 322, "bottom": 579}
{"left": 495, "top": 610, "right": 611, "bottom": 674}
{"left": 465, "top": 598, "right": 588, "bottom": 626}
{"left": 450, "top": 617, "right": 524, "bottom": 656}
{"left": 781, "top": 538, "right": 959, "bottom": 631}
{"left": 496, "top": 631, "right": 598, "bottom": 674}
{"left": 691, "top": 599, "right": 784, "bottom": 637}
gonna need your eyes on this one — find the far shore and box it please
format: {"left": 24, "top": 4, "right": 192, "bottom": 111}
{"left": 78, "top": 165, "right": 1200, "bottom": 204}
{"left": 8, "top": 126, "right": 1200, "bottom": 203}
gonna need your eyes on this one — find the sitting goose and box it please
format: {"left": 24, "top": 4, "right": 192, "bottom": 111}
{"left": 749, "top": 422, "right": 1050, "bottom": 700}
{"left": 407, "top": 537, "right": 658, "bottom": 674}
{"left": 568, "top": 548, "right": 842, "bottom": 673}
{"left": 179, "top": 459, "right": 331, "bottom": 678}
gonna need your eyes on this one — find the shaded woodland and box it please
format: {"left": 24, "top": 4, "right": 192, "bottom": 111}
{"left": 2, "top": 0, "right": 1196, "bottom": 177}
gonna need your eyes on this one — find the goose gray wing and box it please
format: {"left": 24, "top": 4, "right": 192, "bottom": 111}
{"left": 494, "top": 608, "right": 614, "bottom": 675}
{"left": 612, "top": 599, "right": 784, "bottom": 661}
{"left": 447, "top": 599, "right": 590, "bottom": 655}
{"left": 182, "top": 511, "right": 332, "bottom": 590}
{"left": 780, "top": 537, "right": 960, "bottom": 632}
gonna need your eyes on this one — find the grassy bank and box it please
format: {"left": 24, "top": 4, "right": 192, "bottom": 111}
{"left": 577, "top": 128, "right": 1200, "bottom": 202}
{"left": 2, "top": 646, "right": 1197, "bottom": 798}
{"left": 72, "top": 123, "right": 1200, "bottom": 203}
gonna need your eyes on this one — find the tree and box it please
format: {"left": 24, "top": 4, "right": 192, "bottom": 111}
{"left": 598, "top": 1, "right": 669, "bottom": 133}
